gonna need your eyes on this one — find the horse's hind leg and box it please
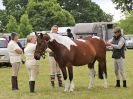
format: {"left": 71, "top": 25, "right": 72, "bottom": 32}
{"left": 98, "top": 58, "right": 108, "bottom": 88}
{"left": 60, "top": 66, "right": 69, "bottom": 92}
{"left": 67, "top": 65, "right": 74, "bottom": 92}
{"left": 88, "top": 60, "right": 96, "bottom": 89}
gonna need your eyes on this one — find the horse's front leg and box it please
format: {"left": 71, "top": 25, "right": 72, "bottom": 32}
{"left": 103, "top": 72, "right": 108, "bottom": 88}
{"left": 88, "top": 68, "right": 95, "bottom": 89}
{"left": 60, "top": 66, "right": 69, "bottom": 92}
{"left": 67, "top": 65, "right": 74, "bottom": 92}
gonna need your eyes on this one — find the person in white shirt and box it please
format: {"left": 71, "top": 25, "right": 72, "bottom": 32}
{"left": 7, "top": 33, "right": 22, "bottom": 90}
{"left": 48, "top": 25, "right": 63, "bottom": 87}
{"left": 24, "top": 34, "right": 39, "bottom": 92}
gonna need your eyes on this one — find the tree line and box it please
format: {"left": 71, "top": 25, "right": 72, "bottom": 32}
{"left": 113, "top": 0, "right": 133, "bottom": 34}
{"left": 0, "top": 0, "right": 113, "bottom": 37}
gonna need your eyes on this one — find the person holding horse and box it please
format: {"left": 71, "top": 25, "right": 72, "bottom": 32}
{"left": 106, "top": 27, "right": 127, "bottom": 88}
{"left": 7, "top": 33, "right": 23, "bottom": 90}
{"left": 24, "top": 34, "right": 39, "bottom": 92}
{"left": 47, "top": 25, "right": 63, "bottom": 87}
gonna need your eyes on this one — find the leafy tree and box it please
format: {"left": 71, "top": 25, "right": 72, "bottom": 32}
{"left": 112, "top": 0, "right": 133, "bottom": 13}
{"left": 19, "top": 14, "right": 33, "bottom": 37}
{"left": 0, "top": 10, "right": 8, "bottom": 32}
{"left": 118, "top": 11, "right": 133, "bottom": 34}
{"left": 57, "top": 0, "right": 113, "bottom": 23}
{"left": 6, "top": 15, "right": 19, "bottom": 33}
{"left": 27, "top": 0, "right": 75, "bottom": 31}
{"left": 3, "top": 0, "right": 28, "bottom": 22}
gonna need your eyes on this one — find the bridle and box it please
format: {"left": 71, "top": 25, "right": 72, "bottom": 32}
{"left": 42, "top": 41, "right": 49, "bottom": 58}
{"left": 35, "top": 32, "right": 51, "bottom": 59}
{"left": 36, "top": 39, "right": 49, "bottom": 59}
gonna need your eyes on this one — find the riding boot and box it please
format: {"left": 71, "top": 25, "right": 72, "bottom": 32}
{"left": 57, "top": 74, "right": 63, "bottom": 87}
{"left": 29, "top": 81, "right": 35, "bottom": 92}
{"left": 50, "top": 75, "right": 55, "bottom": 87}
{"left": 16, "top": 76, "right": 19, "bottom": 90}
{"left": 115, "top": 80, "right": 120, "bottom": 87}
{"left": 11, "top": 76, "right": 19, "bottom": 90}
{"left": 123, "top": 80, "right": 127, "bottom": 88}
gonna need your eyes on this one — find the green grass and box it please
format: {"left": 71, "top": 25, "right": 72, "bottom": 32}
{"left": 0, "top": 50, "right": 133, "bottom": 99}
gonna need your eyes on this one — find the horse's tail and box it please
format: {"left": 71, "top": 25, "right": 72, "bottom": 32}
{"left": 98, "top": 60, "right": 107, "bottom": 79}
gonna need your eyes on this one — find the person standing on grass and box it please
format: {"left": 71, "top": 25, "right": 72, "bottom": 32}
{"left": 47, "top": 25, "right": 63, "bottom": 88}
{"left": 7, "top": 33, "right": 22, "bottom": 90}
{"left": 24, "top": 34, "right": 39, "bottom": 93}
{"left": 106, "top": 27, "right": 127, "bottom": 88}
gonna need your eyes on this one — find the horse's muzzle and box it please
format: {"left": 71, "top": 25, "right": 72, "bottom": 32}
{"left": 34, "top": 54, "right": 41, "bottom": 60}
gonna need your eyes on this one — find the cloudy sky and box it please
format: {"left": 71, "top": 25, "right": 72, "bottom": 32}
{"left": 92, "top": 0, "right": 124, "bottom": 22}
{"left": 0, "top": 0, "right": 4, "bottom": 9}
{"left": 0, "top": 0, "right": 123, "bottom": 22}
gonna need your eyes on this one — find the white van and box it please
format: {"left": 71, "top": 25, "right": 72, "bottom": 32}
{"left": 125, "top": 35, "right": 133, "bottom": 49}
{"left": 0, "top": 38, "right": 10, "bottom": 65}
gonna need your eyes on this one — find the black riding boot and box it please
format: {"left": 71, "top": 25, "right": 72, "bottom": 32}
{"left": 29, "top": 81, "right": 35, "bottom": 92}
{"left": 115, "top": 80, "right": 120, "bottom": 87}
{"left": 50, "top": 75, "right": 55, "bottom": 87}
{"left": 123, "top": 80, "right": 127, "bottom": 88}
{"left": 11, "top": 76, "right": 19, "bottom": 90}
{"left": 57, "top": 74, "right": 63, "bottom": 87}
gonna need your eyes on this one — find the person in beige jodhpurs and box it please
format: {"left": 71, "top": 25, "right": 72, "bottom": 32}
{"left": 8, "top": 33, "right": 22, "bottom": 90}
{"left": 47, "top": 25, "right": 63, "bottom": 87}
{"left": 106, "top": 27, "right": 127, "bottom": 88}
{"left": 24, "top": 34, "right": 39, "bottom": 92}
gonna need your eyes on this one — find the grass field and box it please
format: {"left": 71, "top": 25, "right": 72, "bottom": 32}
{"left": 0, "top": 50, "right": 133, "bottom": 99}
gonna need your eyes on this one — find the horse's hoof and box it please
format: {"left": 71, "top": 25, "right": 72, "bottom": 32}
{"left": 64, "top": 89, "right": 68, "bottom": 92}
{"left": 88, "top": 85, "right": 94, "bottom": 89}
{"left": 69, "top": 89, "right": 74, "bottom": 92}
{"left": 88, "top": 87, "right": 92, "bottom": 89}
{"left": 70, "top": 91, "right": 74, "bottom": 94}
{"left": 103, "top": 83, "right": 108, "bottom": 88}
{"left": 103, "top": 85, "right": 108, "bottom": 88}
{"left": 104, "top": 86, "right": 108, "bottom": 88}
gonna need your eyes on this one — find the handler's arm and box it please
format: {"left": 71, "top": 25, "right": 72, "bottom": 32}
{"left": 14, "top": 44, "right": 22, "bottom": 54}
{"left": 108, "top": 38, "right": 113, "bottom": 43}
{"left": 111, "top": 37, "right": 125, "bottom": 49}
{"left": 15, "top": 49, "right": 22, "bottom": 54}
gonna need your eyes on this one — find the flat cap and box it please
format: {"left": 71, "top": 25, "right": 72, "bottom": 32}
{"left": 113, "top": 27, "right": 121, "bottom": 33}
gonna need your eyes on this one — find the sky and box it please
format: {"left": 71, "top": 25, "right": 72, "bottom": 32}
{"left": 0, "top": 0, "right": 123, "bottom": 22}
{"left": 0, "top": 0, "right": 5, "bottom": 10}
{"left": 92, "top": 0, "right": 123, "bottom": 22}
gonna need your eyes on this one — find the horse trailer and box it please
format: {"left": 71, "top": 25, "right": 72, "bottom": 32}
{"left": 73, "top": 22, "right": 115, "bottom": 41}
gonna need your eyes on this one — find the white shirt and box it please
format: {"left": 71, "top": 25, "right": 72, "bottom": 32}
{"left": 24, "top": 43, "right": 39, "bottom": 65}
{"left": 7, "top": 40, "right": 22, "bottom": 63}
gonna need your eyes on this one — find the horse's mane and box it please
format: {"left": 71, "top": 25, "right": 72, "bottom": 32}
{"left": 47, "top": 33, "right": 77, "bottom": 50}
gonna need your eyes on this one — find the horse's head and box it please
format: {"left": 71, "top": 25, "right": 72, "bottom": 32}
{"left": 34, "top": 33, "right": 50, "bottom": 60}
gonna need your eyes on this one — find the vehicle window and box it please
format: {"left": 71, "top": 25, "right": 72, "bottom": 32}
{"left": 125, "top": 36, "right": 133, "bottom": 40}
{"left": 18, "top": 40, "right": 25, "bottom": 48}
{"left": 0, "top": 40, "right": 8, "bottom": 48}
{"left": 131, "top": 37, "right": 133, "bottom": 40}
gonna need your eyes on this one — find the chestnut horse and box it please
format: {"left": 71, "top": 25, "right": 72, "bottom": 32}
{"left": 34, "top": 33, "right": 107, "bottom": 92}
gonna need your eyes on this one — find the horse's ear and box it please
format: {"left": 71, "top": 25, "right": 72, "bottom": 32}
{"left": 35, "top": 32, "right": 38, "bottom": 37}
{"left": 40, "top": 33, "right": 43, "bottom": 39}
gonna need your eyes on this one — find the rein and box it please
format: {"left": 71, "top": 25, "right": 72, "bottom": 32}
{"left": 41, "top": 40, "right": 49, "bottom": 59}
